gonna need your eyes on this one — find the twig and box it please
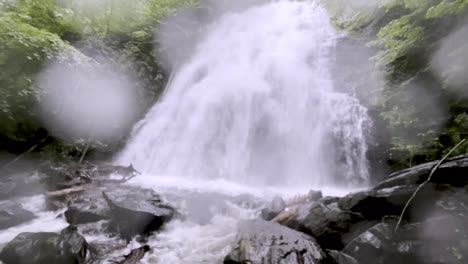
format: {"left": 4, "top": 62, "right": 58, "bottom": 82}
{"left": 394, "top": 139, "right": 466, "bottom": 232}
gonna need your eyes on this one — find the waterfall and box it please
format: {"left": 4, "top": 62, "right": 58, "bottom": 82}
{"left": 117, "top": 0, "right": 371, "bottom": 187}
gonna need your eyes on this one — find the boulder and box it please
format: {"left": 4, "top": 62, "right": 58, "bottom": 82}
{"left": 0, "top": 227, "right": 88, "bottom": 264}
{"left": 260, "top": 195, "right": 286, "bottom": 220}
{"left": 279, "top": 202, "right": 369, "bottom": 250}
{"left": 64, "top": 187, "right": 111, "bottom": 225}
{"left": 375, "top": 155, "right": 468, "bottom": 189}
{"left": 224, "top": 219, "right": 336, "bottom": 264}
{"left": 343, "top": 213, "right": 468, "bottom": 264}
{"left": 103, "top": 186, "right": 174, "bottom": 239}
{"left": 338, "top": 184, "right": 454, "bottom": 221}
{"left": 0, "top": 201, "right": 35, "bottom": 230}
{"left": 60, "top": 184, "right": 174, "bottom": 239}
{"left": 308, "top": 190, "right": 324, "bottom": 202}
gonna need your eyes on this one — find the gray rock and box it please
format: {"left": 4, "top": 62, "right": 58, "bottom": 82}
{"left": 328, "top": 250, "right": 358, "bottom": 264}
{"left": 0, "top": 227, "right": 88, "bottom": 264}
{"left": 280, "top": 202, "right": 368, "bottom": 250}
{"left": 61, "top": 184, "right": 174, "bottom": 240}
{"left": 375, "top": 155, "right": 468, "bottom": 189}
{"left": 309, "top": 190, "right": 323, "bottom": 202}
{"left": 103, "top": 186, "right": 174, "bottom": 239}
{"left": 261, "top": 195, "right": 286, "bottom": 220}
{"left": 64, "top": 187, "right": 111, "bottom": 225}
{"left": 338, "top": 184, "right": 453, "bottom": 221}
{"left": 0, "top": 201, "right": 35, "bottom": 230}
{"left": 224, "top": 219, "right": 335, "bottom": 264}
{"left": 344, "top": 211, "right": 468, "bottom": 264}
{"left": 319, "top": 197, "right": 340, "bottom": 205}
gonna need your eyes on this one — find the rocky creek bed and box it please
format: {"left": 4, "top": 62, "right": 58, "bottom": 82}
{"left": 1, "top": 155, "right": 468, "bottom": 264}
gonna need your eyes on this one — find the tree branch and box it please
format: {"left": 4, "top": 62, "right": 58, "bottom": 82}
{"left": 394, "top": 139, "right": 466, "bottom": 232}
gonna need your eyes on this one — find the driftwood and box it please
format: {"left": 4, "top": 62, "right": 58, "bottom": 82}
{"left": 287, "top": 194, "right": 309, "bottom": 207}
{"left": 47, "top": 186, "right": 86, "bottom": 197}
{"left": 271, "top": 207, "right": 299, "bottom": 223}
{"left": 394, "top": 139, "right": 467, "bottom": 232}
{"left": 110, "top": 245, "right": 150, "bottom": 264}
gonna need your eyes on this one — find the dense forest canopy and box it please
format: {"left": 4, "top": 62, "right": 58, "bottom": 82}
{"left": 0, "top": 0, "right": 467, "bottom": 171}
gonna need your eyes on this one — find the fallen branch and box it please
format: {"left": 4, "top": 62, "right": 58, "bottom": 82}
{"left": 79, "top": 142, "right": 91, "bottom": 164}
{"left": 47, "top": 186, "right": 86, "bottom": 197}
{"left": 394, "top": 139, "right": 466, "bottom": 232}
{"left": 271, "top": 207, "right": 299, "bottom": 224}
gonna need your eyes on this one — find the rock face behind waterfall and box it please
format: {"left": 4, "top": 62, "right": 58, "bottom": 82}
{"left": 0, "top": 228, "right": 88, "bottom": 264}
{"left": 224, "top": 219, "right": 335, "bottom": 264}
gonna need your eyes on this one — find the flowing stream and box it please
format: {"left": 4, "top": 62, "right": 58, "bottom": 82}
{"left": 0, "top": 1, "right": 372, "bottom": 263}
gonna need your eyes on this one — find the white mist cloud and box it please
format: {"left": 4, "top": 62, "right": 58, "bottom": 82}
{"left": 155, "top": 0, "right": 269, "bottom": 70}
{"left": 36, "top": 58, "right": 141, "bottom": 145}
{"left": 431, "top": 22, "right": 468, "bottom": 98}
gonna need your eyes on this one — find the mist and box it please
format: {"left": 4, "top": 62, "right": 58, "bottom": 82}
{"left": 36, "top": 58, "right": 142, "bottom": 145}
{"left": 431, "top": 21, "right": 468, "bottom": 98}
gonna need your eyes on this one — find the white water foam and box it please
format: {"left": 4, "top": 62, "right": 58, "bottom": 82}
{"left": 117, "top": 0, "right": 371, "bottom": 188}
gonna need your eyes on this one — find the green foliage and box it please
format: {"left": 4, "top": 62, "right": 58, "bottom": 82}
{"left": 426, "top": 0, "right": 468, "bottom": 18}
{"left": 0, "top": 0, "right": 200, "bottom": 157}
{"left": 0, "top": 12, "right": 65, "bottom": 145}
{"left": 326, "top": 0, "right": 468, "bottom": 168}
{"left": 2, "top": 0, "right": 78, "bottom": 37}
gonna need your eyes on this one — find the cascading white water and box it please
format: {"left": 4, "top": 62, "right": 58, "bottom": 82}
{"left": 118, "top": 0, "right": 370, "bottom": 187}
{"left": 0, "top": 2, "right": 373, "bottom": 264}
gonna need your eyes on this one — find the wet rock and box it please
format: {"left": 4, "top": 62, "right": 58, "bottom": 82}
{"left": 319, "top": 196, "right": 340, "bottom": 205}
{"left": 337, "top": 184, "right": 452, "bottom": 221}
{"left": 328, "top": 250, "right": 358, "bottom": 264}
{"left": 64, "top": 187, "right": 111, "bottom": 225}
{"left": 342, "top": 223, "right": 398, "bottom": 264}
{"left": 343, "top": 213, "right": 468, "bottom": 264}
{"left": 260, "top": 195, "right": 286, "bottom": 220}
{"left": 279, "top": 202, "right": 369, "bottom": 250}
{"left": 0, "top": 227, "right": 88, "bottom": 264}
{"left": 224, "top": 219, "right": 335, "bottom": 264}
{"left": 309, "top": 190, "right": 323, "bottom": 201}
{"left": 375, "top": 155, "right": 468, "bottom": 189}
{"left": 103, "top": 187, "right": 174, "bottom": 239}
{"left": 113, "top": 245, "right": 151, "bottom": 264}
{"left": 0, "top": 201, "right": 35, "bottom": 230}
